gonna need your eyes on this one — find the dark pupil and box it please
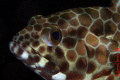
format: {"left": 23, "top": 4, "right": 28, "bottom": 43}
{"left": 52, "top": 31, "right": 59, "bottom": 40}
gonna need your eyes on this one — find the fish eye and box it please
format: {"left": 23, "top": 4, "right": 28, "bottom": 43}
{"left": 41, "top": 25, "right": 62, "bottom": 46}
{"left": 51, "top": 31, "right": 59, "bottom": 40}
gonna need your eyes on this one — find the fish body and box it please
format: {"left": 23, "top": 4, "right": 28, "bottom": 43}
{"left": 9, "top": 0, "right": 120, "bottom": 80}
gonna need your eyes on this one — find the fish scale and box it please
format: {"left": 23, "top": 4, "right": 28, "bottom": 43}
{"left": 9, "top": 0, "right": 120, "bottom": 80}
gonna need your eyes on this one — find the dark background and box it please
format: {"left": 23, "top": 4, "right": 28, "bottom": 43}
{"left": 0, "top": 0, "right": 111, "bottom": 80}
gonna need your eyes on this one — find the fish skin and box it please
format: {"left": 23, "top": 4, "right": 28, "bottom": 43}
{"left": 9, "top": 0, "right": 120, "bottom": 80}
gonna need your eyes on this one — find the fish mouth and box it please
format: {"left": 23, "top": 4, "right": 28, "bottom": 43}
{"left": 9, "top": 41, "right": 61, "bottom": 78}
{"left": 9, "top": 40, "right": 46, "bottom": 70}
{"left": 9, "top": 41, "right": 35, "bottom": 60}
{"left": 9, "top": 41, "right": 44, "bottom": 74}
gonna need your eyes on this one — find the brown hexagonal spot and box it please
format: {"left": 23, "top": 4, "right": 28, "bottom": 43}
{"left": 86, "top": 34, "right": 99, "bottom": 47}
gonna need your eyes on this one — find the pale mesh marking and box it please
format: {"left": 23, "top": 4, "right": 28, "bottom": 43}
{"left": 52, "top": 72, "right": 66, "bottom": 80}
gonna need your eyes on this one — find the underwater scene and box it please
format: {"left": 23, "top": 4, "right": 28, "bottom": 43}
{"left": 1, "top": 0, "right": 120, "bottom": 80}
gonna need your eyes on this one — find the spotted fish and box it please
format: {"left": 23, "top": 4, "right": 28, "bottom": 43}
{"left": 9, "top": 0, "right": 120, "bottom": 80}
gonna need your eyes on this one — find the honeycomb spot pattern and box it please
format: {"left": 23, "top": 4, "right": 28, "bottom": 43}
{"left": 9, "top": 1, "right": 120, "bottom": 80}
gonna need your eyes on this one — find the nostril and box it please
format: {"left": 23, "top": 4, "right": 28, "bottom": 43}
{"left": 52, "top": 31, "right": 59, "bottom": 40}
